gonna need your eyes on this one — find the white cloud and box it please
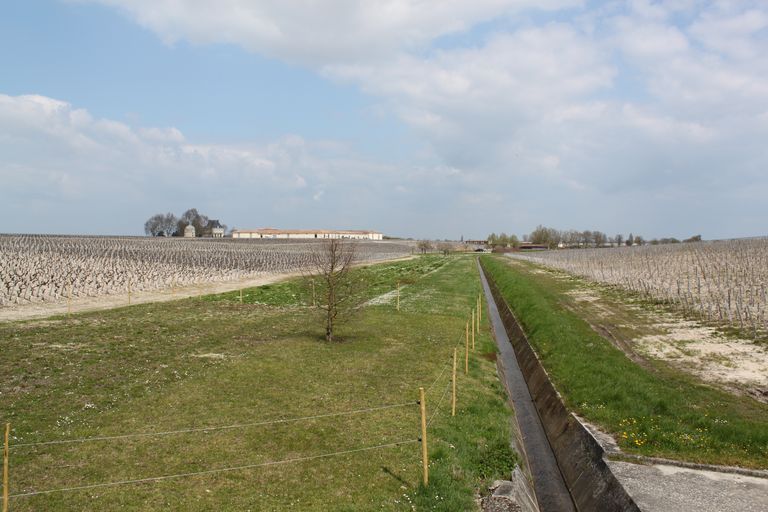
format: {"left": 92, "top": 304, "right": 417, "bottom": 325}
{"left": 0, "top": 93, "right": 461, "bottom": 236}
{"left": 18, "top": 1, "right": 768, "bottom": 238}
{"left": 85, "top": 0, "right": 583, "bottom": 65}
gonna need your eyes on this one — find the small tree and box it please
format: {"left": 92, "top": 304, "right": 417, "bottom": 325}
{"left": 308, "top": 239, "right": 358, "bottom": 342}
{"left": 144, "top": 214, "right": 164, "bottom": 236}
{"left": 416, "top": 240, "right": 433, "bottom": 254}
{"left": 437, "top": 242, "right": 454, "bottom": 255}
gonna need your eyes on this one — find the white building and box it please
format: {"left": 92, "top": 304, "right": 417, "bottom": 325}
{"left": 184, "top": 225, "right": 196, "bottom": 238}
{"left": 232, "top": 228, "right": 383, "bottom": 240}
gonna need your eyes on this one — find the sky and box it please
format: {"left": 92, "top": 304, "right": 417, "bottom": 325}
{"left": 1, "top": 0, "right": 767, "bottom": 240}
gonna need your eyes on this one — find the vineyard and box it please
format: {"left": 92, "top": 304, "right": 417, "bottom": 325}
{"left": 510, "top": 238, "right": 768, "bottom": 338}
{"left": 0, "top": 235, "right": 413, "bottom": 307}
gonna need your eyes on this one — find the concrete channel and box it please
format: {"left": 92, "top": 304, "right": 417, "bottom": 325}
{"left": 478, "top": 260, "right": 640, "bottom": 512}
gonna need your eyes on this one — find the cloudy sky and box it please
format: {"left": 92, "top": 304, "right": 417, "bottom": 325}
{"left": 1, "top": 1, "right": 767, "bottom": 239}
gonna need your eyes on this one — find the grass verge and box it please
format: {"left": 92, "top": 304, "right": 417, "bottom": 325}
{"left": 481, "top": 255, "right": 768, "bottom": 469}
{"left": 1, "top": 255, "right": 515, "bottom": 511}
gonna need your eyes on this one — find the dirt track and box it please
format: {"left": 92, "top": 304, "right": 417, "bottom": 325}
{"left": 0, "top": 255, "right": 416, "bottom": 323}
{"left": 0, "top": 272, "right": 301, "bottom": 323}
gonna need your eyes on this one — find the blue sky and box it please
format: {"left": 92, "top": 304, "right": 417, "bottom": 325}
{"left": 2, "top": 1, "right": 767, "bottom": 239}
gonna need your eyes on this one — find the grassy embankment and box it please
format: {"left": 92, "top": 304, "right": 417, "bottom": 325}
{"left": 481, "top": 255, "right": 768, "bottom": 469}
{"left": 0, "top": 255, "right": 515, "bottom": 511}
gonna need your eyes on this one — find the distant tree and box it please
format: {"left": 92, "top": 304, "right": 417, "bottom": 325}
{"left": 650, "top": 238, "right": 660, "bottom": 245}
{"left": 530, "top": 225, "right": 560, "bottom": 249}
{"left": 437, "top": 242, "right": 454, "bottom": 255}
{"left": 307, "top": 239, "right": 359, "bottom": 342}
{"left": 509, "top": 234, "right": 520, "bottom": 248}
{"left": 487, "top": 233, "right": 499, "bottom": 247}
{"left": 144, "top": 214, "right": 164, "bottom": 237}
{"left": 634, "top": 235, "right": 644, "bottom": 246}
{"left": 158, "top": 212, "right": 178, "bottom": 237}
{"left": 179, "top": 208, "right": 209, "bottom": 237}
{"left": 615, "top": 234, "right": 624, "bottom": 247}
{"left": 593, "top": 231, "right": 607, "bottom": 247}
{"left": 684, "top": 234, "right": 702, "bottom": 243}
{"left": 497, "top": 232, "right": 511, "bottom": 248}
{"left": 563, "top": 230, "right": 580, "bottom": 248}
{"left": 626, "top": 233, "right": 634, "bottom": 247}
{"left": 416, "top": 240, "right": 433, "bottom": 254}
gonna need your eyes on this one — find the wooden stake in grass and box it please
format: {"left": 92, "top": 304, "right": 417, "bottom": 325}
{"left": 419, "top": 387, "right": 429, "bottom": 486}
{"left": 478, "top": 293, "right": 482, "bottom": 324}
{"left": 396, "top": 281, "right": 400, "bottom": 312}
{"left": 471, "top": 309, "right": 475, "bottom": 350}
{"left": 240, "top": 288, "right": 243, "bottom": 304}
{"left": 311, "top": 279, "right": 316, "bottom": 307}
{"left": 452, "top": 348, "right": 457, "bottom": 417}
{"left": 3, "top": 422, "right": 9, "bottom": 512}
{"left": 465, "top": 322, "right": 469, "bottom": 375}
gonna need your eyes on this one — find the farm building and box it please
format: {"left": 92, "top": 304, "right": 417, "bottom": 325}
{"left": 206, "top": 220, "right": 225, "bottom": 238}
{"left": 232, "top": 228, "right": 383, "bottom": 240}
{"left": 183, "top": 225, "right": 196, "bottom": 238}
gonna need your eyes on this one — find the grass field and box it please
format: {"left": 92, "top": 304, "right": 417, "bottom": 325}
{"left": 1, "top": 255, "right": 515, "bottom": 511}
{"left": 481, "top": 255, "right": 768, "bottom": 469}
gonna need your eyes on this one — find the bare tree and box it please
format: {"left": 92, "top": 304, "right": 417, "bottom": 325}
{"left": 437, "top": 242, "right": 454, "bottom": 255}
{"left": 416, "top": 240, "right": 433, "bottom": 254}
{"left": 307, "top": 239, "right": 359, "bottom": 342}
{"left": 144, "top": 214, "right": 164, "bottom": 236}
{"left": 159, "top": 212, "right": 178, "bottom": 237}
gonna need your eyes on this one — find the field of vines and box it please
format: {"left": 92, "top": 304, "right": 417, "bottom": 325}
{"left": 510, "top": 238, "right": 768, "bottom": 337}
{"left": 0, "top": 235, "right": 413, "bottom": 307}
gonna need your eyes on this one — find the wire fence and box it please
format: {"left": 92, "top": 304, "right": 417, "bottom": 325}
{"left": 2, "top": 292, "right": 485, "bottom": 506}
{"left": 11, "top": 402, "right": 414, "bottom": 449}
{"left": 9, "top": 439, "right": 419, "bottom": 499}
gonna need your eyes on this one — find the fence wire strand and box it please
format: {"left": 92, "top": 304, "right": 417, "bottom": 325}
{"left": 12, "top": 402, "right": 414, "bottom": 449}
{"left": 427, "top": 381, "right": 452, "bottom": 427}
{"left": 9, "top": 439, "right": 418, "bottom": 499}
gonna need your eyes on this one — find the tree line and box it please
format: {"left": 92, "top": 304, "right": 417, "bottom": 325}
{"left": 144, "top": 208, "right": 227, "bottom": 237}
{"left": 487, "top": 225, "right": 703, "bottom": 250}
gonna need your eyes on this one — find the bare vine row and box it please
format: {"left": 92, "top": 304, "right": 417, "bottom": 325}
{"left": 0, "top": 235, "right": 413, "bottom": 307}
{"left": 510, "top": 238, "right": 768, "bottom": 337}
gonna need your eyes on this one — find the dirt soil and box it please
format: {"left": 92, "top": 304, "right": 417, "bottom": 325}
{"left": 564, "top": 284, "right": 768, "bottom": 403}
{"left": 0, "top": 255, "right": 416, "bottom": 324}
{"left": 0, "top": 272, "right": 302, "bottom": 323}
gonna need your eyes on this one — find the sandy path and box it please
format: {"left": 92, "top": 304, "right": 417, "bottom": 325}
{"left": 0, "top": 272, "right": 301, "bottom": 323}
{"left": 0, "top": 255, "right": 416, "bottom": 323}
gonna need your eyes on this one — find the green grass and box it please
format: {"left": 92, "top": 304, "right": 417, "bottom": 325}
{"left": 203, "top": 256, "right": 448, "bottom": 308}
{"left": 481, "top": 255, "right": 768, "bottom": 469}
{"left": 0, "top": 255, "right": 515, "bottom": 511}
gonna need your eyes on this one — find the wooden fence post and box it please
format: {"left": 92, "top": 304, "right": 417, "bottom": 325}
{"left": 3, "top": 422, "right": 9, "bottom": 512}
{"left": 240, "top": 288, "right": 243, "bottom": 304}
{"left": 465, "top": 323, "right": 469, "bottom": 375}
{"left": 471, "top": 309, "right": 475, "bottom": 350}
{"left": 478, "top": 293, "right": 482, "bottom": 324}
{"left": 419, "top": 388, "right": 429, "bottom": 486}
{"left": 452, "top": 348, "right": 457, "bottom": 417}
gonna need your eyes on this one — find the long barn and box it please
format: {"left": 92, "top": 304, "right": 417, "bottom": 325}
{"left": 232, "top": 228, "right": 383, "bottom": 240}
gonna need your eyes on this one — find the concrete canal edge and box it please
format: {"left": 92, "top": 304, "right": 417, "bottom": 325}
{"left": 479, "top": 259, "right": 641, "bottom": 512}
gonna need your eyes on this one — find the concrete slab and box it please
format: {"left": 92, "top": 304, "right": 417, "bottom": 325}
{"left": 607, "top": 460, "right": 768, "bottom": 512}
